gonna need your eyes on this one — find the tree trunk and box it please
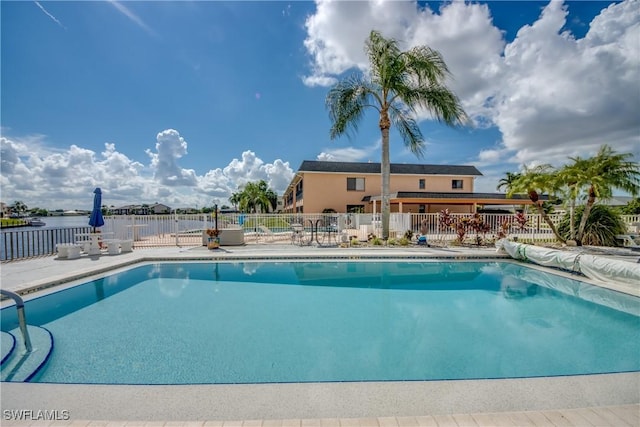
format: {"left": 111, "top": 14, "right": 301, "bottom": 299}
{"left": 380, "top": 111, "right": 391, "bottom": 241}
{"left": 575, "top": 186, "right": 596, "bottom": 245}
{"left": 534, "top": 202, "right": 566, "bottom": 244}
{"left": 569, "top": 196, "right": 576, "bottom": 240}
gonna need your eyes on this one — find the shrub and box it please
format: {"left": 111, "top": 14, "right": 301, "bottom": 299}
{"left": 398, "top": 237, "right": 410, "bottom": 246}
{"left": 350, "top": 238, "right": 360, "bottom": 246}
{"left": 387, "top": 237, "right": 397, "bottom": 246}
{"left": 558, "top": 205, "right": 627, "bottom": 247}
{"left": 370, "top": 236, "right": 383, "bottom": 245}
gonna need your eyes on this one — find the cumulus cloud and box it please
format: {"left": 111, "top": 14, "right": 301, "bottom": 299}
{"left": 146, "top": 129, "right": 198, "bottom": 187}
{"left": 303, "top": 0, "right": 640, "bottom": 168}
{"left": 494, "top": 0, "right": 640, "bottom": 165}
{"left": 0, "top": 131, "right": 295, "bottom": 210}
{"left": 223, "top": 150, "right": 294, "bottom": 193}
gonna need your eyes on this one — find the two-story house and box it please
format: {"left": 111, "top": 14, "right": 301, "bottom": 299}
{"left": 283, "top": 160, "right": 532, "bottom": 214}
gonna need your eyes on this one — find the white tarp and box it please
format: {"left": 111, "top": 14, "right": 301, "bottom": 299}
{"left": 579, "top": 254, "right": 640, "bottom": 287}
{"left": 496, "top": 239, "right": 640, "bottom": 288}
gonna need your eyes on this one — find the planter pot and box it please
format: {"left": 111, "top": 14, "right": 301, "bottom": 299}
{"left": 207, "top": 237, "right": 220, "bottom": 249}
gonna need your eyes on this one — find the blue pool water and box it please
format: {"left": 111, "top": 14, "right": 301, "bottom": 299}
{"left": 2, "top": 261, "right": 638, "bottom": 384}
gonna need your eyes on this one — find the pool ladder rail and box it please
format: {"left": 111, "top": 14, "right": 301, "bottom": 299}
{"left": 0, "top": 289, "right": 54, "bottom": 382}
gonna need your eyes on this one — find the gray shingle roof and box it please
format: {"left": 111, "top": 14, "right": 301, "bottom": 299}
{"left": 298, "top": 160, "right": 482, "bottom": 176}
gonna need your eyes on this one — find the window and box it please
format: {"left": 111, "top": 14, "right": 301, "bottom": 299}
{"left": 347, "top": 177, "right": 365, "bottom": 191}
{"left": 452, "top": 179, "right": 464, "bottom": 189}
{"left": 347, "top": 205, "right": 364, "bottom": 213}
{"left": 419, "top": 179, "right": 425, "bottom": 189}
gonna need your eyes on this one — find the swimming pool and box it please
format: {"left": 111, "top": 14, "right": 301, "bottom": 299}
{"left": 2, "top": 260, "right": 638, "bottom": 384}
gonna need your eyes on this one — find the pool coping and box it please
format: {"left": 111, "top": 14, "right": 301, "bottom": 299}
{"left": 1, "top": 245, "right": 639, "bottom": 421}
{"left": 2, "top": 373, "right": 638, "bottom": 421}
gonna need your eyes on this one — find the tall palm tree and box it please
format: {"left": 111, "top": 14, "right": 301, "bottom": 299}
{"left": 326, "top": 30, "right": 468, "bottom": 240}
{"left": 573, "top": 145, "right": 639, "bottom": 245}
{"left": 508, "top": 165, "right": 565, "bottom": 243}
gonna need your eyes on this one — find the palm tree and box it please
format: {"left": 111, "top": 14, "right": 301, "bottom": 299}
{"left": 573, "top": 145, "right": 639, "bottom": 245}
{"left": 326, "top": 30, "right": 468, "bottom": 240}
{"left": 237, "top": 180, "right": 277, "bottom": 213}
{"left": 256, "top": 180, "right": 278, "bottom": 212}
{"left": 508, "top": 165, "right": 566, "bottom": 243}
{"left": 10, "top": 201, "right": 27, "bottom": 217}
{"left": 496, "top": 172, "right": 521, "bottom": 193}
{"left": 229, "top": 191, "right": 242, "bottom": 211}
{"left": 557, "top": 156, "right": 590, "bottom": 242}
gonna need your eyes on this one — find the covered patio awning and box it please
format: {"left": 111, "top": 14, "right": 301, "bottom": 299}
{"left": 362, "top": 192, "right": 549, "bottom": 213}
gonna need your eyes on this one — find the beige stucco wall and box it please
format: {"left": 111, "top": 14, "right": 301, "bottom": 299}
{"left": 298, "top": 173, "right": 373, "bottom": 213}
{"left": 287, "top": 172, "right": 476, "bottom": 213}
{"left": 391, "top": 203, "right": 474, "bottom": 214}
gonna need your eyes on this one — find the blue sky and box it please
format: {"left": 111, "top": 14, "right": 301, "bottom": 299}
{"left": 1, "top": 0, "right": 638, "bottom": 210}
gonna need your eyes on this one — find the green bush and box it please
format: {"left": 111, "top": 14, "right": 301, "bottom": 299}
{"left": 398, "top": 237, "right": 410, "bottom": 246}
{"left": 619, "top": 197, "right": 640, "bottom": 215}
{"left": 370, "top": 236, "right": 383, "bottom": 245}
{"left": 558, "top": 205, "right": 627, "bottom": 247}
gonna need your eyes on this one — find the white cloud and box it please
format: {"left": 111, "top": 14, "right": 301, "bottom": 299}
{"left": 146, "top": 129, "right": 198, "bottom": 187}
{"left": 317, "top": 147, "right": 373, "bottom": 162}
{"left": 494, "top": 0, "right": 640, "bottom": 165}
{"left": 0, "top": 131, "right": 295, "bottom": 210}
{"left": 222, "top": 150, "right": 294, "bottom": 194}
{"left": 303, "top": 0, "right": 640, "bottom": 169}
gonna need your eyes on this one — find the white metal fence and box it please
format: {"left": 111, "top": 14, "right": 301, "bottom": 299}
{"left": 2, "top": 212, "right": 637, "bottom": 261}
{"left": 100, "top": 212, "right": 639, "bottom": 247}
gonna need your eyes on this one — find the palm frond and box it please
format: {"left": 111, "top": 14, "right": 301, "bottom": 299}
{"left": 388, "top": 106, "right": 425, "bottom": 158}
{"left": 410, "top": 85, "right": 469, "bottom": 126}
{"left": 366, "top": 30, "right": 402, "bottom": 87}
{"left": 401, "top": 45, "right": 450, "bottom": 86}
{"left": 325, "top": 74, "right": 377, "bottom": 140}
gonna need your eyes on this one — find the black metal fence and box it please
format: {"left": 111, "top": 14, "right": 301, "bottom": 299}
{"left": 1, "top": 226, "right": 93, "bottom": 262}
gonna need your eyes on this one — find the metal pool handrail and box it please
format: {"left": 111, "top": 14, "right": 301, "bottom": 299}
{"left": 0, "top": 289, "right": 33, "bottom": 353}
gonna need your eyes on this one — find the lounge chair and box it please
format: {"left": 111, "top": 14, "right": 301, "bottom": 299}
{"left": 615, "top": 234, "right": 640, "bottom": 251}
{"left": 257, "top": 225, "right": 275, "bottom": 242}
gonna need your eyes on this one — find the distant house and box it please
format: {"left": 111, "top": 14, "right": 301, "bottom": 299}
{"left": 113, "top": 204, "right": 173, "bottom": 215}
{"left": 283, "top": 160, "right": 536, "bottom": 214}
{"left": 0, "top": 202, "right": 7, "bottom": 218}
{"left": 150, "top": 203, "right": 172, "bottom": 214}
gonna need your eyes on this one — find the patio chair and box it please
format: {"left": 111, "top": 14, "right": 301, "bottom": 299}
{"left": 615, "top": 234, "right": 640, "bottom": 251}
{"left": 257, "top": 225, "right": 275, "bottom": 242}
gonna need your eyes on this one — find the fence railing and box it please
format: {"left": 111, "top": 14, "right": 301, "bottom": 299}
{"left": 0, "top": 226, "right": 93, "bottom": 262}
{"left": 1, "top": 213, "right": 638, "bottom": 262}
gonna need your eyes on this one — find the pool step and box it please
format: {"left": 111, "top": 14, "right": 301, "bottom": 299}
{"left": 0, "top": 325, "right": 53, "bottom": 382}
{"left": 1, "top": 331, "right": 16, "bottom": 366}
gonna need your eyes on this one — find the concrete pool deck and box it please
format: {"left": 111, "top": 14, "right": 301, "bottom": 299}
{"left": 1, "top": 244, "right": 639, "bottom": 425}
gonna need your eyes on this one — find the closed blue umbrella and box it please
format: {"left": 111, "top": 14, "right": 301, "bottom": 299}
{"left": 89, "top": 188, "right": 105, "bottom": 231}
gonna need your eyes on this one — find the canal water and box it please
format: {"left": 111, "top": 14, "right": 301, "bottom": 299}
{"left": 1, "top": 216, "right": 93, "bottom": 261}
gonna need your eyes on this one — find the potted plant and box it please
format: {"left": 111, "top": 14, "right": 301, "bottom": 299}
{"left": 206, "top": 228, "right": 220, "bottom": 249}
